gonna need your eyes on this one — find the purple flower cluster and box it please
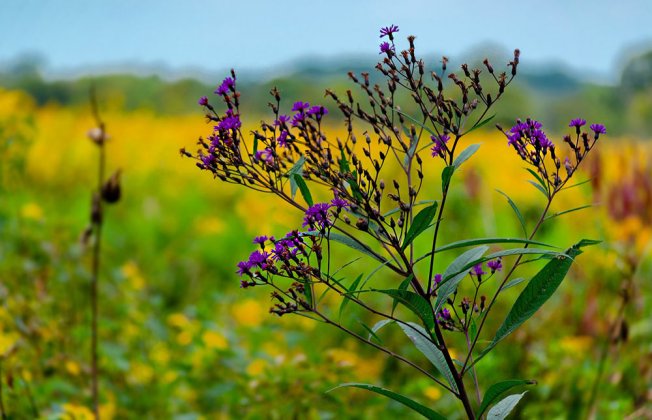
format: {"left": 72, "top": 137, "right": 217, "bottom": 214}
{"left": 471, "top": 263, "right": 485, "bottom": 277}
{"left": 198, "top": 96, "right": 209, "bottom": 106}
{"left": 290, "top": 101, "right": 329, "bottom": 127}
{"left": 215, "top": 109, "right": 241, "bottom": 131}
{"left": 237, "top": 231, "right": 306, "bottom": 280}
{"left": 379, "top": 42, "right": 394, "bottom": 55}
{"left": 303, "top": 203, "right": 333, "bottom": 231}
{"left": 214, "top": 76, "right": 235, "bottom": 96}
{"left": 430, "top": 134, "right": 450, "bottom": 158}
{"left": 590, "top": 124, "right": 606, "bottom": 136}
{"left": 508, "top": 119, "right": 554, "bottom": 151}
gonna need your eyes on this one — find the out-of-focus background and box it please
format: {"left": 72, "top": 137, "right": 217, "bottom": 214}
{"left": 1, "top": 1, "right": 651, "bottom": 418}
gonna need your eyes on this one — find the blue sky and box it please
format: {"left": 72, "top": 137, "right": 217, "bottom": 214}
{"left": 2, "top": 0, "right": 652, "bottom": 82}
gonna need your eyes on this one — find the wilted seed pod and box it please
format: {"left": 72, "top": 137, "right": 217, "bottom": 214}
{"left": 90, "top": 193, "right": 102, "bottom": 224}
{"left": 101, "top": 170, "right": 122, "bottom": 204}
{"left": 356, "top": 218, "right": 369, "bottom": 231}
{"left": 87, "top": 127, "right": 107, "bottom": 145}
{"left": 80, "top": 225, "right": 93, "bottom": 247}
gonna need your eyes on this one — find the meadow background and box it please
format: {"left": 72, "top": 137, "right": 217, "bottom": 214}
{"left": 1, "top": 2, "right": 652, "bottom": 418}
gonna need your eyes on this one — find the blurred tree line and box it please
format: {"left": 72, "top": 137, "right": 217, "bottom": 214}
{"left": 2, "top": 49, "right": 652, "bottom": 137}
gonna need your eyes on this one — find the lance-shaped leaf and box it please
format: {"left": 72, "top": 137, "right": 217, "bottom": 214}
{"left": 434, "top": 246, "right": 489, "bottom": 312}
{"left": 453, "top": 143, "right": 480, "bottom": 168}
{"left": 338, "top": 274, "right": 363, "bottom": 320}
{"left": 496, "top": 190, "right": 528, "bottom": 237}
{"left": 374, "top": 289, "right": 435, "bottom": 330}
{"left": 402, "top": 202, "right": 439, "bottom": 249}
{"left": 487, "top": 392, "right": 527, "bottom": 420}
{"left": 292, "top": 174, "right": 313, "bottom": 206}
{"left": 472, "top": 240, "right": 599, "bottom": 367}
{"left": 398, "top": 322, "right": 458, "bottom": 392}
{"left": 477, "top": 380, "right": 536, "bottom": 418}
{"left": 441, "top": 165, "right": 455, "bottom": 193}
{"left": 329, "top": 383, "right": 447, "bottom": 420}
{"left": 327, "top": 233, "right": 384, "bottom": 263}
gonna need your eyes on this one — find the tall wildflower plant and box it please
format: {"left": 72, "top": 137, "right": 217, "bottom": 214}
{"left": 83, "top": 89, "right": 121, "bottom": 419}
{"left": 184, "top": 27, "right": 602, "bottom": 419}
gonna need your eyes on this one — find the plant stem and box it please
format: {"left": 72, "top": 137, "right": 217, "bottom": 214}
{"left": 462, "top": 197, "right": 552, "bottom": 374}
{"left": 0, "top": 358, "right": 7, "bottom": 420}
{"left": 89, "top": 90, "right": 105, "bottom": 420}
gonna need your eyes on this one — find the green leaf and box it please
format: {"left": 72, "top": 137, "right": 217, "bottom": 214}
{"left": 402, "top": 202, "right": 439, "bottom": 249}
{"left": 478, "top": 380, "right": 535, "bottom": 418}
{"left": 292, "top": 173, "right": 313, "bottom": 206}
{"left": 441, "top": 165, "right": 455, "bottom": 193}
{"left": 369, "top": 319, "right": 394, "bottom": 340}
{"left": 328, "top": 383, "right": 447, "bottom": 420}
{"left": 287, "top": 156, "right": 306, "bottom": 177}
{"left": 527, "top": 180, "right": 549, "bottom": 198}
{"left": 398, "top": 322, "right": 458, "bottom": 392}
{"left": 487, "top": 392, "right": 527, "bottom": 420}
{"left": 339, "top": 274, "right": 363, "bottom": 320}
{"left": 473, "top": 241, "right": 597, "bottom": 367}
{"left": 359, "top": 321, "right": 383, "bottom": 344}
{"left": 496, "top": 190, "right": 527, "bottom": 237}
{"left": 290, "top": 175, "right": 298, "bottom": 198}
{"left": 544, "top": 204, "right": 593, "bottom": 221}
{"left": 415, "top": 237, "right": 556, "bottom": 264}
{"left": 392, "top": 107, "right": 438, "bottom": 138}
{"left": 392, "top": 275, "right": 413, "bottom": 314}
{"left": 469, "top": 317, "right": 478, "bottom": 343}
{"left": 524, "top": 168, "right": 547, "bottom": 190}
{"left": 467, "top": 114, "right": 495, "bottom": 134}
{"left": 560, "top": 178, "right": 591, "bottom": 191}
{"left": 434, "top": 246, "right": 489, "bottom": 312}
{"left": 375, "top": 289, "right": 435, "bottom": 330}
{"left": 501, "top": 277, "right": 525, "bottom": 291}
{"left": 327, "top": 233, "right": 384, "bottom": 263}
{"left": 453, "top": 143, "right": 480, "bottom": 168}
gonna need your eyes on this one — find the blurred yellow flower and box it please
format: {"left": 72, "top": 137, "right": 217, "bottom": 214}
{"left": 246, "top": 358, "right": 268, "bottom": 376}
{"left": 60, "top": 403, "right": 95, "bottom": 420}
{"left": 176, "top": 331, "right": 193, "bottom": 346}
{"left": 202, "top": 330, "right": 228, "bottom": 350}
{"left": 150, "top": 343, "right": 171, "bottom": 365}
{"left": 231, "top": 299, "right": 264, "bottom": 327}
{"left": 167, "top": 312, "right": 191, "bottom": 328}
{"left": 65, "top": 360, "right": 81, "bottom": 376}
{"left": 560, "top": 336, "right": 593, "bottom": 354}
{"left": 0, "top": 331, "right": 19, "bottom": 355}
{"left": 120, "top": 261, "right": 145, "bottom": 290}
{"left": 423, "top": 386, "right": 442, "bottom": 401}
{"left": 128, "top": 362, "right": 154, "bottom": 384}
{"left": 20, "top": 202, "right": 43, "bottom": 221}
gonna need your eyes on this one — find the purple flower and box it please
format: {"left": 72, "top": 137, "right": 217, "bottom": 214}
{"left": 254, "top": 148, "right": 274, "bottom": 165}
{"left": 236, "top": 260, "right": 252, "bottom": 276}
{"left": 307, "top": 105, "right": 328, "bottom": 118}
{"left": 590, "top": 124, "right": 606, "bottom": 135}
{"left": 434, "top": 274, "right": 442, "bottom": 284}
{"left": 471, "top": 263, "right": 485, "bottom": 277}
{"left": 291, "top": 112, "right": 306, "bottom": 127}
{"left": 275, "top": 115, "right": 290, "bottom": 126}
{"left": 303, "top": 202, "right": 332, "bottom": 231}
{"left": 487, "top": 259, "right": 502, "bottom": 273}
{"left": 277, "top": 130, "right": 289, "bottom": 148}
{"left": 215, "top": 77, "right": 235, "bottom": 95}
{"left": 330, "top": 197, "right": 350, "bottom": 209}
{"left": 253, "top": 235, "right": 268, "bottom": 246}
{"left": 200, "top": 153, "right": 214, "bottom": 167}
{"left": 430, "top": 134, "right": 450, "bottom": 158}
{"left": 569, "top": 118, "right": 586, "bottom": 129}
{"left": 198, "top": 96, "right": 208, "bottom": 106}
{"left": 380, "top": 25, "right": 399, "bottom": 39}
{"left": 437, "top": 308, "right": 451, "bottom": 322}
{"left": 379, "top": 42, "right": 395, "bottom": 55}
{"left": 292, "top": 101, "right": 310, "bottom": 113}
{"left": 217, "top": 111, "right": 241, "bottom": 131}
{"left": 248, "top": 250, "right": 269, "bottom": 268}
